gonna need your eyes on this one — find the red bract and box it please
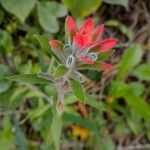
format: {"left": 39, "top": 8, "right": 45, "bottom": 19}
{"left": 78, "top": 19, "right": 94, "bottom": 35}
{"left": 102, "top": 63, "right": 113, "bottom": 71}
{"left": 49, "top": 16, "right": 117, "bottom": 71}
{"left": 48, "top": 40, "right": 63, "bottom": 51}
{"left": 79, "top": 55, "right": 94, "bottom": 64}
{"left": 65, "top": 16, "right": 76, "bottom": 44}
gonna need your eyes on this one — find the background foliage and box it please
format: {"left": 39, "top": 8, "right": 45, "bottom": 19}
{"left": 0, "top": 0, "right": 150, "bottom": 150}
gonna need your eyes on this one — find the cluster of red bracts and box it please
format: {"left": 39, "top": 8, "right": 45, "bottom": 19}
{"left": 49, "top": 16, "right": 117, "bottom": 71}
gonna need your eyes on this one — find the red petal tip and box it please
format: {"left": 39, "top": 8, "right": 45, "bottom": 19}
{"left": 92, "top": 24, "right": 105, "bottom": 41}
{"left": 48, "top": 40, "right": 62, "bottom": 51}
{"left": 102, "top": 63, "right": 113, "bottom": 71}
{"left": 100, "top": 38, "right": 117, "bottom": 52}
{"left": 66, "top": 16, "right": 76, "bottom": 31}
{"left": 79, "top": 18, "right": 94, "bottom": 34}
{"left": 79, "top": 55, "right": 94, "bottom": 64}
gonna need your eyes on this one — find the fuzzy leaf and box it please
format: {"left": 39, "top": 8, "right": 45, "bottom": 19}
{"left": 6, "top": 74, "right": 52, "bottom": 84}
{"left": 68, "top": 79, "right": 84, "bottom": 101}
{"left": 97, "top": 50, "right": 115, "bottom": 61}
{"left": 34, "top": 34, "right": 61, "bottom": 62}
{"left": 84, "top": 94, "right": 105, "bottom": 111}
{"left": 54, "top": 65, "right": 68, "bottom": 78}
{"left": 78, "top": 62, "right": 112, "bottom": 71}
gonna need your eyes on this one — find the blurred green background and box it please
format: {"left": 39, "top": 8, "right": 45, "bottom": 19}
{"left": 0, "top": 0, "right": 150, "bottom": 149}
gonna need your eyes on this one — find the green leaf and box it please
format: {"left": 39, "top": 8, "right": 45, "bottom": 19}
{"left": 0, "top": 117, "right": 15, "bottom": 150}
{"left": 70, "top": 71, "right": 85, "bottom": 83}
{"left": 6, "top": 74, "right": 52, "bottom": 84}
{"left": 64, "top": 94, "right": 77, "bottom": 105}
{"left": 27, "top": 105, "right": 50, "bottom": 120}
{"left": 101, "top": 138, "right": 115, "bottom": 150}
{"left": 109, "top": 81, "right": 150, "bottom": 120}
{"left": 37, "top": 72, "right": 54, "bottom": 82}
{"left": 84, "top": 94, "right": 105, "bottom": 111}
{"left": 68, "top": 79, "right": 84, "bottom": 101}
{"left": 125, "top": 93, "right": 150, "bottom": 120}
{"left": 0, "top": 29, "right": 14, "bottom": 53}
{"left": 1, "top": 0, "right": 37, "bottom": 23}
{"left": 9, "top": 86, "right": 28, "bottom": 104}
{"left": 78, "top": 61, "right": 104, "bottom": 71}
{"left": 34, "top": 34, "right": 61, "bottom": 62}
{"left": 127, "top": 116, "right": 142, "bottom": 135}
{"left": 0, "top": 64, "right": 12, "bottom": 93}
{"left": 97, "top": 50, "right": 115, "bottom": 61}
{"left": 109, "top": 81, "right": 129, "bottom": 98}
{"left": 109, "top": 81, "right": 145, "bottom": 98}
{"left": 50, "top": 113, "right": 62, "bottom": 150}
{"left": 54, "top": 65, "right": 68, "bottom": 78}
{"left": 117, "top": 44, "right": 142, "bottom": 80}
{"left": 103, "top": 0, "right": 129, "bottom": 9}
{"left": 129, "top": 82, "right": 145, "bottom": 96}
{"left": 133, "top": 64, "right": 150, "bottom": 81}
{"left": 37, "top": 1, "right": 67, "bottom": 33}
{"left": 62, "top": 0, "right": 102, "bottom": 18}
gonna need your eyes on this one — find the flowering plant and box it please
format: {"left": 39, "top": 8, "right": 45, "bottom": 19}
{"left": 48, "top": 16, "right": 117, "bottom": 112}
{"left": 7, "top": 16, "right": 117, "bottom": 150}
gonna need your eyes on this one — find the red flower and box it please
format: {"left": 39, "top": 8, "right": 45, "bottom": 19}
{"left": 49, "top": 16, "right": 117, "bottom": 71}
